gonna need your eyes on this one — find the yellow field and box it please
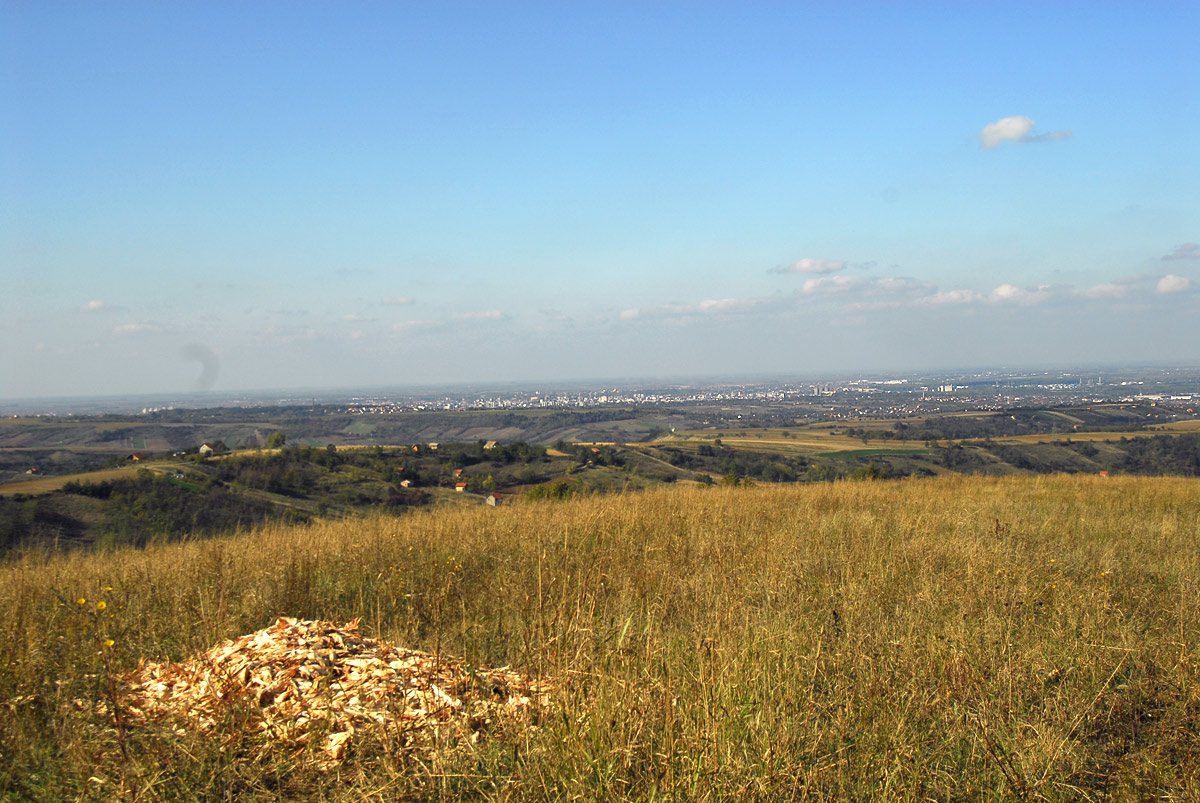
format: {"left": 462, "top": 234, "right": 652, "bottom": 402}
{"left": 1152, "top": 419, "right": 1200, "bottom": 432}
{"left": 0, "top": 466, "right": 139, "bottom": 496}
{"left": 669, "top": 424, "right": 1178, "bottom": 456}
{"left": 3, "top": 474, "right": 1197, "bottom": 801}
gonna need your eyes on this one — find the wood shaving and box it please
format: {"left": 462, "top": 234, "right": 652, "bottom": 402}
{"left": 115, "top": 617, "right": 551, "bottom": 765}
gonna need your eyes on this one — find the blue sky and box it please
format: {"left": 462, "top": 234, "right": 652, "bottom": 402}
{"left": 3, "top": 1, "right": 1197, "bottom": 398}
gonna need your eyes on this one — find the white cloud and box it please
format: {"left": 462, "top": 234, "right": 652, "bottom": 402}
{"left": 393, "top": 320, "right": 438, "bottom": 333}
{"left": 1156, "top": 274, "right": 1191, "bottom": 294}
{"left": 112, "top": 319, "right": 183, "bottom": 336}
{"left": 980, "top": 115, "right": 1072, "bottom": 148}
{"left": 801, "top": 275, "right": 860, "bottom": 294}
{"left": 1162, "top": 243, "right": 1200, "bottom": 261}
{"left": 919, "top": 289, "right": 984, "bottom": 306}
{"left": 801, "top": 275, "right": 930, "bottom": 298}
{"left": 1080, "top": 282, "right": 1129, "bottom": 300}
{"left": 619, "top": 296, "right": 778, "bottom": 322}
{"left": 988, "top": 284, "right": 1054, "bottom": 305}
{"left": 79, "top": 300, "right": 110, "bottom": 312}
{"left": 382, "top": 296, "right": 415, "bottom": 306}
{"left": 342, "top": 313, "right": 376, "bottom": 322}
{"left": 451, "top": 310, "right": 504, "bottom": 322}
{"left": 113, "top": 322, "right": 162, "bottom": 335}
{"left": 774, "top": 258, "right": 846, "bottom": 275}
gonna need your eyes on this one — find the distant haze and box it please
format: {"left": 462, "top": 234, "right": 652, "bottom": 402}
{"left": 2, "top": 3, "right": 1197, "bottom": 399}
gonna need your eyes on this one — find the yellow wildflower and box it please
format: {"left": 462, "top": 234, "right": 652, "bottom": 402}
{"left": 96, "top": 601, "right": 107, "bottom": 611}
{"left": 77, "top": 597, "right": 86, "bottom": 605}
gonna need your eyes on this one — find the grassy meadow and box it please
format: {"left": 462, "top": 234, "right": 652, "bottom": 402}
{"left": 2, "top": 475, "right": 1199, "bottom": 801}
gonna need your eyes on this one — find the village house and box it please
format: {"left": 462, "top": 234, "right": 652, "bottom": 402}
{"left": 486, "top": 493, "right": 502, "bottom": 507}
{"left": 454, "top": 482, "right": 467, "bottom": 493}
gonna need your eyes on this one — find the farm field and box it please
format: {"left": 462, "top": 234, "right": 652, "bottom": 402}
{"left": 669, "top": 423, "right": 1182, "bottom": 457}
{"left": 2, "top": 474, "right": 1198, "bottom": 801}
{"left": 0, "top": 467, "right": 140, "bottom": 497}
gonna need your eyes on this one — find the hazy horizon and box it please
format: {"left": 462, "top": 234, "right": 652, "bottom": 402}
{"left": 4, "top": 3, "right": 1197, "bottom": 399}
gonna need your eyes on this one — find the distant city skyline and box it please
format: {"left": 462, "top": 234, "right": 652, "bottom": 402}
{"left": 4, "top": 362, "right": 1197, "bottom": 419}
{"left": 3, "top": 2, "right": 1197, "bottom": 399}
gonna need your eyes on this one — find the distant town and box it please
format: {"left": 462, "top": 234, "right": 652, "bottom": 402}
{"left": 4, "top": 364, "right": 1199, "bottom": 421}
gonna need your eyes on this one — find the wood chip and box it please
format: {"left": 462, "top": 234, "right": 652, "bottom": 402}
{"left": 116, "top": 617, "right": 552, "bottom": 766}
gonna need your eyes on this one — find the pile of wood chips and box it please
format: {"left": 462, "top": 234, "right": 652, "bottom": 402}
{"left": 116, "top": 617, "right": 552, "bottom": 765}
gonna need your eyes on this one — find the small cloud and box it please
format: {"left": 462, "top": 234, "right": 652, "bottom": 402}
{"left": 342, "top": 313, "right": 376, "bottom": 322}
{"left": 393, "top": 320, "right": 439, "bottom": 333}
{"left": 268, "top": 307, "right": 309, "bottom": 317}
{"left": 980, "top": 115, "right": 1072, "bottom": 148}
{"left": 773, "top": 257, "right": 846, "bottom": 275}
{"left": 801, "top": 275, "right": 860, "bottom": 294}
{"left": 1080, "top": 282, "right": 1129, "bottom": 300}
{"left": 450, "top": 310, "right": 505, "bottom": 322}
{"left": 1162, "top": 243, "right": 1200, "bottom": 261}
{"left": 800, "top": 276, "right": 930, "bottom": 299}
{"left": 989, "top": 284, "right": 1054, "bottom": 305}
{"left": 919, "top": 289, "right": 984, "bottom": 306}
{"left": 259, "top": 325, "right": 317, "bottom": 343}
{"left": 78, "top": 300, "right": 111, "bottom": 312}
{"left": 619, "top": 296, "right": 777, "bottom": 322}
{"left": 1157, "top": 274, "right": 1191, "bottom": 294}
{"left": 382, "top": 296, "right": 415, "bottom": 306}
{"left": 696, "top": 298, "right": 751, "bottom": 312}
{"left": 113, "top": 322, "right": 162, "bottom": 335}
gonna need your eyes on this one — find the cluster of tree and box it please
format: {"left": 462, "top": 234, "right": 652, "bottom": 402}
{"left": 648, "top": 445, "right": 809, "bottom": 484}
{"left": 203, "top": 441, "right": 550, "bottom": 497}
{"left": 54, "top": 472, "right": 306, "bottom": 550}
{"left": 1109, "top": 434, "right": 1200, "bottom": 475}
{"left": 554, "top": 442, "right": 625, "bottom": 467}
{"left": 932, "top": 443, "right": 992, "bottom": 471}
{"left": 971, "top": 433, "right": 1200, "bottom": 476}
{"left": 212, "top": 452, "right": 325, "bottom": 497}
{"left": 0, "top": 495, "right": 88, "bottom": 552}
{"left": 523, "top": 479, "right": 579, "bottom": 501}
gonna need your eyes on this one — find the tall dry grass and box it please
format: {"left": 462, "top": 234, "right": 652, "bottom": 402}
{"left": 1, "top": 474, "right": 1198, "bottom": 801}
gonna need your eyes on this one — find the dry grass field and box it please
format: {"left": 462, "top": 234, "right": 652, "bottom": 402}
{"left": 668, "top": 425, "right": 1178, "bottom": 457}
{"left": 1154, "top": 420, "right": 1200, "bottom": 432}
{"left": 2, "top": 474, "right": 1198, "bottom": 801}
{"left": 0, "top": 467, "right": 139, "bottom": 497}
